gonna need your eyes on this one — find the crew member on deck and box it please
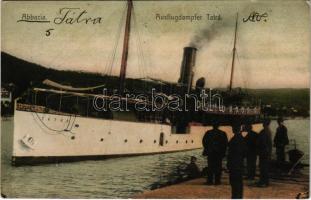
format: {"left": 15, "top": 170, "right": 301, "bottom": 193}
{"left": 244, "top": 123, "right": 258, "bottom": 180}
{"left": 202, "top": 121, "right": 228, "bottom": 185}
{"left": 256, "top": 119, "right": 272, "bottom": 187}
{"left": 274, "top": 117, "right": 289, "bottom": 163}
{"left": 227, "top": 123, "right": 246, "bottom": 199}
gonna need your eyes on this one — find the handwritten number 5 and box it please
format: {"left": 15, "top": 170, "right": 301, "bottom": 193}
{"left": 46, "top": 29, "right": 54, "bottom": 36}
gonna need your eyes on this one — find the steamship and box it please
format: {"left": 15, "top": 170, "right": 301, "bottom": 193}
{"left": 12, "top": 1, "right": 262, "bottom": 165}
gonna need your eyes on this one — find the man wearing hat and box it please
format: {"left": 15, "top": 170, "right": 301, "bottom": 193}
{"left": 202, "top": 120, "right": 228, "bottom": 185}
{"left": 256, "top": 119, "right": 273, "bottom": 187}
{"left": 185, "top": 156, "right": 201, "bottom": 179}
{"left": 227, "top": 122, "right": 246, "bottom": 198}
{"left": 244, "top": 123, "right": 258, "bottom": 180}
{"left": 274, "top": 117, "right": 289, "bottom": 163}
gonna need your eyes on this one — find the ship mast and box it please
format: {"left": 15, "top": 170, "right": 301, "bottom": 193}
{"left": 229, "top": 13, "right": 238, "bottom": 91}
{"left": 119, "top": 0, "right": 133, "bottom": 94}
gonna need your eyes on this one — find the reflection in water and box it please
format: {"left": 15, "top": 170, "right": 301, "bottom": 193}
{"left": 1, "top": 118, "right": 309, "bottom": 198}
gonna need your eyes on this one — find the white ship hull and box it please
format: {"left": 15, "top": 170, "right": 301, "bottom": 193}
{"left": 12, "top": 110, "right": 262, "bottom": 165}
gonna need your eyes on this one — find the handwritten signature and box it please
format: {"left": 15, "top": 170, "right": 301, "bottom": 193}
{"left": 17, "top": 8, "right": 102, "bottom": 36}
{"left": 243, "top": 12, "right": 268, "bottom": 23}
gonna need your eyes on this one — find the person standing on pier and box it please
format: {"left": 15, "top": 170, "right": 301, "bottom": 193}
{"left": 244, "top": 123, "right": 258, "bottom": 180}
{"left": 274, "top": 117, "right": 289, "bottom": 163}
{"left": 202, "top": 121, "right": 228, "bottom": 185}
{"left": 227, "top": 123, "right": 246, "bottom": 199}
{"left": 256, "top": 119, "right": 272, "bottom": 187}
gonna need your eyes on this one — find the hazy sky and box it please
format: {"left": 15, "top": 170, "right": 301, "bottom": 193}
{"left": 2, "top": 0, "right": 310, "bottom": 88}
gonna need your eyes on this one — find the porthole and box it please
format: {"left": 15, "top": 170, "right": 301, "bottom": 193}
{"left": 191, "top": 140, "right": 194, "bottom": 143}
{"left": 71, "top": 136, "right": 75, "bottom": 140}
{"left": 154, "top": 140, "right": 157, "bottom": 143}
{"left": 176, "top": 140, "right": 178, "bottom": 144}
{"left": 124, "top": 139, "right": 128, "bottom": 143}
{"left": 75, "top": 124, "right": 79, "bottom": 128}
{"left": 140, "top": 139, "right": 143, "bottom": 143}
{"left": 100, "top": 138, "right": 104, "bottom": 142}
{"left": 165, "top": 140, "right": 168, "bottom": 144}
{"left": 186, "top": 140, "right": 188, "bottom": 144}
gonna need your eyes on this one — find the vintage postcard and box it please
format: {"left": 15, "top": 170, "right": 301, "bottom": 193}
{"left": 1, "top": 0, "right": 310, "bottom": 198}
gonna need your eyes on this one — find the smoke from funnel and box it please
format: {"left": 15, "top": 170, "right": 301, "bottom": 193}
{"left": 189, "top": 23, "right": 220, "bottom": 49}
{"left": 189, "top": 14, "right": 237, "bottom": 49}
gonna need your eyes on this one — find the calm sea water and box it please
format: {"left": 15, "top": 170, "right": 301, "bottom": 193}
{"left": 1, "top": 118, "right": 309, "bottom": 198}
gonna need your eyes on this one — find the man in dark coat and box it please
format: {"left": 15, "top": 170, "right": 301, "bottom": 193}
{"left": 227, "top": 123, "right": 246, "bottom": 199}
{"left": 274, "top": 118, "right": 289, "bottom": 163}
{"left": 244, "top": 123, "right": 258, "bottom": 180}
{"left": 202, "top": 121, "right": 228, "bottom": 185}
{"left": 256, "top": 119, "right": 272, "bottom": 187}
{"left": 185, "top": 156, "right": 201, "bottom": 179}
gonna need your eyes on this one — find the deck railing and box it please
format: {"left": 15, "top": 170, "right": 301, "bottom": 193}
{"left": 16, "top": 103, "right": 68, "bottom": 115}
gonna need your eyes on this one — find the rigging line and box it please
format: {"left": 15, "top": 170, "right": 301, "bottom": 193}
{"left": 138, "top": 32, "right": 147, "bottom": 80}
{"left": 236, "top": 50, "right": 249, "bottom": 90}
{"left": 130, "top": 19, "right": 144, "bottom": 91}
{"left": 136, "top": 20, "right": 155, "bottom": 81}
{"left": 133, "top": 21, "right": 144, "bottom": 79}
{"left": 107, "top": 6, "right": 126, "bottom": 76}
{"left": 224, "top": 33, "right": 237, "bottom": 89}
{"left": 105, "top": 3, "right": 127, "bottom": 76}
{"left": 139, "top": 41, "right": 150, "bottom": 91}
{"left": 140, "top": 38, "right": 154, "bottom": 79}
{"left": 133, "top": 11, "right": 145, "bottom": 79}
{"left": 132, "top": 9, "right": 148, "bottom": 91}
{"left": 239, "top": 52, "right": 248, "bottom": 89}
{"left": 109, "top": 6, "right": 127, "bottom": 76}
{"left": 216, "top": 60, "right": 230, "bottom": 87}
{"left": 220, "top": 58, "right": 231, "bottom": 88}
{"left": 218, "top": 37, "right": 234, "bottom": 88}
{"left": 103, "top": 27, "right": 114, "bottom": 76}
{"left": 133, "top": 9, "right": 149, "bottom": 79}
{"left": 103, "top": 5, "right": 122, "bottom": 76}
{"left": 138, "top": 35, "right": 146, "bottom": 79}
{"left": 235, "top": 51, "right": 243, "bottom": 88}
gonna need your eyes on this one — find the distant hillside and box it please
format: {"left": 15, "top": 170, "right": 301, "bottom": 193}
{"left": 2, "top": 52, "right": 113, "bottom": 96}
{"left": 247, "top": 88, "right": 310, "bottom": 117}
{"left": 1, "top": 52, "right": 162, "bottom": 97}
{"left": 247, "top": 88, "right": 310, "bottom": 108}
{"left": 1, "top": 51, "right": 310, "bottom": 117}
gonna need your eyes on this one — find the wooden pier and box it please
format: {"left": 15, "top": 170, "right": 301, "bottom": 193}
{"left": 134, "top": 172, "right": 309, "bottom": 199}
